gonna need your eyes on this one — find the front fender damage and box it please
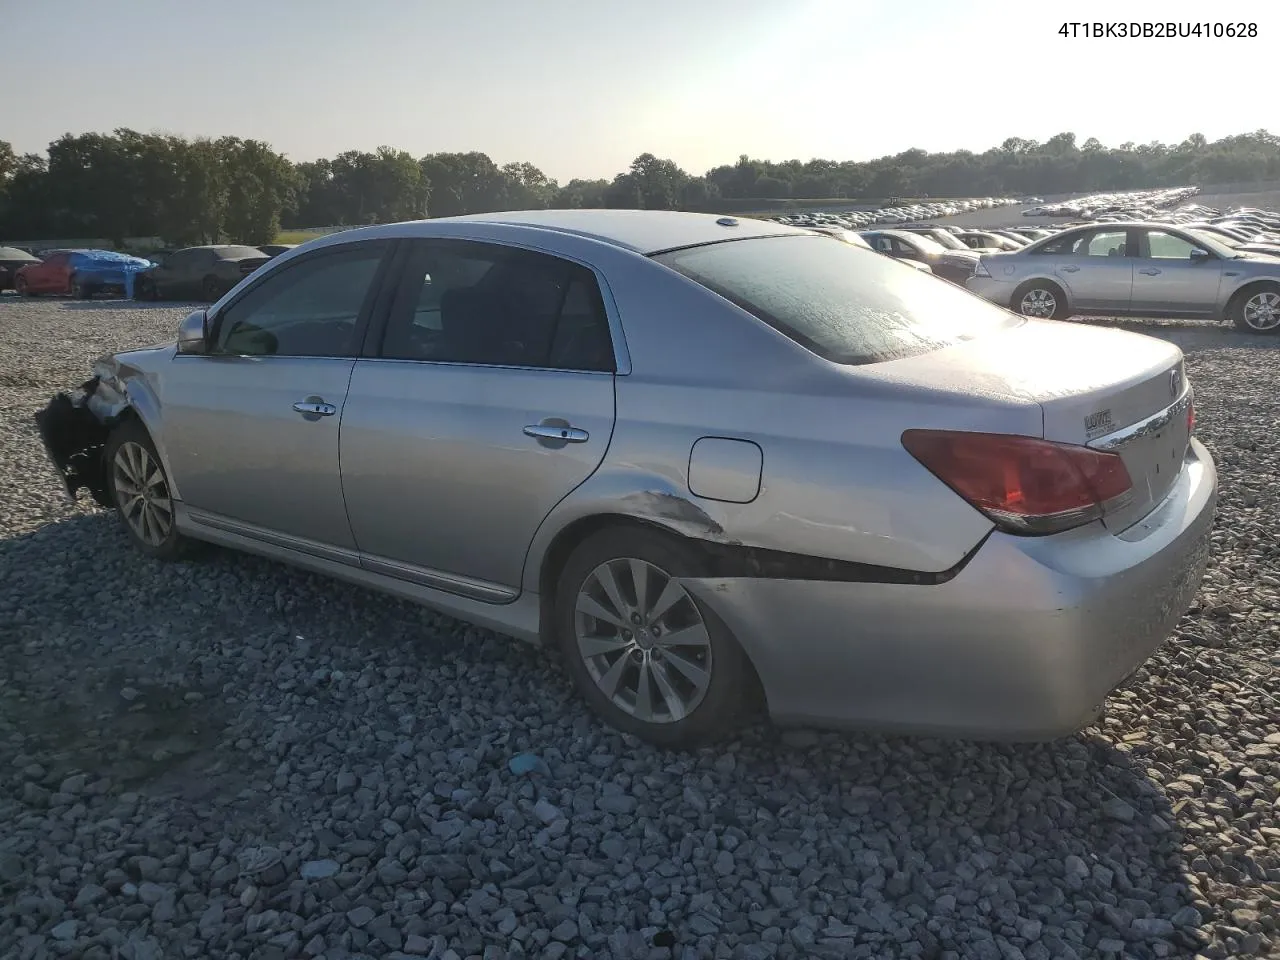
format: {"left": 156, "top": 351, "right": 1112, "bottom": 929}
{"left": 33, "top": 375, "right": 116, "bottom": 508}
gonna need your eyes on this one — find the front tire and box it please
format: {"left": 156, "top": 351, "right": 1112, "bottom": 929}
{"left": 1230, "top": 282, "right": 1280, "bottom": 335}
{"left": 104, "top": 421, "right": 190, "bottom": 561}
{"left": 201, "top": 275, "right": 223, "bottom": 301}
{"left": 555, "top": 526, "right": 752, "bottom": 748}
{"left": 134, "top": 277, "right": 158, "bottom": 301}
{"left": 1012, "top": 279, "right": 1068, "bottom": 320}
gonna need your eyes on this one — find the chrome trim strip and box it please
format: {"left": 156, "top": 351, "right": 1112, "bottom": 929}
{"left": 1088, "top": 387, "right": 1192, "bottom": 452}
{"left": 185, "top": 509, "right": 361, "bottom": 566}
{"left": 361, "top": 555, "right": 517, "bottom": 604}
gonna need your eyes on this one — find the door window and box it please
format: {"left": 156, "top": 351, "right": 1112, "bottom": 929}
{"left": 211, "top": 242, "right": 386, "bottom": 357}
{"left": 1144, "top": 230, "right": 1199, "bottom": 260}
{"left": 380, "top": 241, "right": 614, "bottom": 372}
{"left": 1083, "top": 230, "right": 1130, "bottom": 257}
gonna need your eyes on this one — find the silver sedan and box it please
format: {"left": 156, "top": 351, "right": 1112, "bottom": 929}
{"left": 37, "top": 211, "right": 1217, "bottom": 747}
{"left": 966, "top": 221, "right": 1280, "bottom": 333}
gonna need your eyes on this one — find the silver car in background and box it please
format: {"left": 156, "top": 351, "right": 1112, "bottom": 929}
{"left": 37, "top": 210, "right": 1217, "bottom": 747}
{"left": 966, "top": 221, "right": 1280, "bottom": 333}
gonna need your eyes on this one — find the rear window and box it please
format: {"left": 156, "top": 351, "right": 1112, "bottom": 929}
{"left": 652, "top": 235, "right": 1018, "bottom": 365}
{"left": 214, "top": 246, "right": 267, "bottom": 260}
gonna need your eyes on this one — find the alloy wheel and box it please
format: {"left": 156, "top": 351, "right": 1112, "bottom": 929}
{"left": 1019, "top": 287, "right": 1057, "bottom": 318}
{"left": 573, "top": 557, "right": 713, "bottom": 724}
{"left": 1243, "top": 291, "right": 1280, "bottom": 332}
{"left": 112, "top": 441, "right": 174, "bottom": 547}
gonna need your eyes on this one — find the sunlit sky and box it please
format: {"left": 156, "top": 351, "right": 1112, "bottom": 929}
{"left": 2, "top": 0, "right": 1274, "bottom": 182}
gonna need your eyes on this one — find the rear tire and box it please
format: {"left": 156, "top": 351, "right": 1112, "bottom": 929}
{"left": 69, "top": 275, "right": 89, "bottom": 299}
{"left": 104, "top": 420, "right": 193, "bottom": 561}
{"left": 1011, "top": 279, "right": 1068, "bottom": 320}
{"left": 15, "top": 276, "right": 31, "bottom": 296}
{"left": 134, "top": 277, "right": 158, "bottom": 301}
{"left": 1229, "top": 282, "right": 1280, "bottom": 335}
{"left": 554, "top": 526, "right": 753, "bottom": 748}
{"left": 201, "top": 275, "right": 223, "bottom": 301}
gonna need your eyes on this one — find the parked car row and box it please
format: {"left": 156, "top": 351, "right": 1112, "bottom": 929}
{"left": 5, "top": 243, "right": 296, "bottom": 300}
{"left": 1023, "top": 186, "right": 1200, "bottom": 219}
{"left": 965, "top": 218, "right": 1280, "bottom": 334}
{"left": 772, "top": 195, "right": 1021, "bottom": 232}
{"left": 780, "top": 197, "right": 1280, "bottom": 335}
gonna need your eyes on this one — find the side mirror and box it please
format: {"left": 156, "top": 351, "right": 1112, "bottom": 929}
{"left": 177, "top": 310, "right": 209, "bottom": 355}
{"left": 1189, "top": 248, "right": 1211, "bottom": 262}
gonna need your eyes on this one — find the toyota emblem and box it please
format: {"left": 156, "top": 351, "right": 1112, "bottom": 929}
{"left": 1169, "top": 369, "right": 1182, "bottom": 397}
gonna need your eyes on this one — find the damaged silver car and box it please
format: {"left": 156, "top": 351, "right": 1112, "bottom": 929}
{"left": 37, "top": 210, "right": 1217, "bottom": 747}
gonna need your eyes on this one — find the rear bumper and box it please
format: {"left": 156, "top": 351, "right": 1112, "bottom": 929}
{"left": 685, "top": 438, "right": 1218, "bottom": 740}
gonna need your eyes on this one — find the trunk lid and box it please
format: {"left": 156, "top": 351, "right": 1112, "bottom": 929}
{"left": 867, "top": 318, "right": 1191, "bottom": 532}
{"left": 233, "top": 257, "right": 271, "bottom": 276}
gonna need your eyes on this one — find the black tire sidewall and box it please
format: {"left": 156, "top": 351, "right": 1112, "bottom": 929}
{"left": 554, "top": 525, "right": 751, "bottom": 748}
{"left": 202, "top": 276, "right": 222, "bottom": 300}
{"left": 104, "top": 421, "right": 186, "bottom": 561}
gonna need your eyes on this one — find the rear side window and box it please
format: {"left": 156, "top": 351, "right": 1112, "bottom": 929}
{"left": 653, "top": 235, "right": 1017, "bottom": 366}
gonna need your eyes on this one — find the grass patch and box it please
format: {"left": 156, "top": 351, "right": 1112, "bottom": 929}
{"left": 274, "top": 229, "right": 329, "bottom": 245}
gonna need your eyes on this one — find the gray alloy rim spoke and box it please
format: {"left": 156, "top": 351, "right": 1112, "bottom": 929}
{"left": 591, "top": 563, "right": 631, "bottom": 622}
{"left": 114, "top": 442, "right": 171, "bottom": 547}
{"left": 1021, "top": 289, "right": 1055, "bottom": 317}
{"left": 574, "top": 557, "right": 714, "bottom": 724}
{"left": 575, "top": 593, "right": 628, "bottom": 630}
{"left": 649, "top": 659, "right": 687, "bottom": 722}
{"left": 1244, "top": 292, "right": 1280, "bottom": 330}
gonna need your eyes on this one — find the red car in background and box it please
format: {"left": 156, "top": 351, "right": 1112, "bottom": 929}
{"left": 14, "top": 250, "right": 77, "bottom": 296}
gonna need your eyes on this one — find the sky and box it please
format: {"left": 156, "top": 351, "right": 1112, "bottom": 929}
{"left": 2, "top": 0, "right": 1275, "bottom": 183}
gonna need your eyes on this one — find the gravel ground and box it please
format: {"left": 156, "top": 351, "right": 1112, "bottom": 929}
{"left": 2, "top": 296, "right": 1280, "bottom": 960}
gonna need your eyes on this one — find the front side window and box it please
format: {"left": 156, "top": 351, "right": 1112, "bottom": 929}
{"left": 380, "top": 240, "right": 614, "bottom": 372}
{"left": 653, "top": 234, "right": 1018, "bottom": 366}
{"left": 1144, "top": 230, "right": 1198, "bottom": 260}
{"left": 212, "top": 243, "right": 386, "bottom": 357}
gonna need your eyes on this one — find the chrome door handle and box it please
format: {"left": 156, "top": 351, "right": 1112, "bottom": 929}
{"left": 1060, "top": 265, "right": 1080, "bottom": 273}
{"left": 293, "top": 400, "right": 337, "bottom": 417}
{"left": 1139, "top": 268, "right": 1161, "bottom": 276}
{"left": 524, "top": 423, "right": 589, "bottom": 443}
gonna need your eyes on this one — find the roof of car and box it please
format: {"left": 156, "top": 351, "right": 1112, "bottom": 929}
{"left": 418, "top": 209, "right": 808, "bottom": 254}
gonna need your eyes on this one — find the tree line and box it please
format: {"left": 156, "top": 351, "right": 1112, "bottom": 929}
{"left": 1, "top": 129, "right": 1278, "bottom": 246}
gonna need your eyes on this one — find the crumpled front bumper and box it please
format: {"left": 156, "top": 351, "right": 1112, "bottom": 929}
{"left": 33, "top": 378, "right": 114, "bottom": 507}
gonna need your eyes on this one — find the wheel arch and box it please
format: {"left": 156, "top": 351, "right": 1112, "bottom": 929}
{"left": 535, "top": 511, "right": 769, "bottom": 709}
{"left": 1224, "top": 278, "right": 1280, "bottom": 325}
{"left": 1011, "top": 275, "right": 1070, "bottom": 317}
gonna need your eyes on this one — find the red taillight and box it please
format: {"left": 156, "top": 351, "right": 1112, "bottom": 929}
{"left": 901, "top": 429, "right": 1134, "bottom": 536}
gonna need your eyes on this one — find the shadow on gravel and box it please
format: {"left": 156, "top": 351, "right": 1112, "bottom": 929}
{"left": 0, "top": 515, "right": 234, "bottom": 796}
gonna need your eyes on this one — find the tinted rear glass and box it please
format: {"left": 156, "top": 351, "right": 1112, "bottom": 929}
{"left": 653, "top": 235, "right": 1018, "bottom": 365}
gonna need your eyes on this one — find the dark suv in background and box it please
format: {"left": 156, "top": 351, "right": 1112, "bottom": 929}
{"left": 134, "top": 245, "right": 271, "bottom": 301}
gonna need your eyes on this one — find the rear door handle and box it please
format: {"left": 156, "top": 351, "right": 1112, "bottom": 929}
{"left": 524, "top": 423, "right": 589, "bottom": 443}
{"left": 1139, "top": 268, "right": 1161, "bottom": 276}
{"left": 293, "top": 399, "right": 337, "bottom": 418}
{"left": 1060, "top": 265, "right": 1080, "bottom": 273}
